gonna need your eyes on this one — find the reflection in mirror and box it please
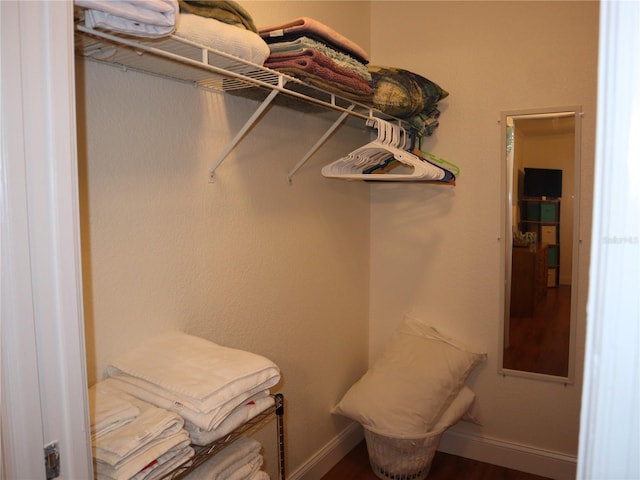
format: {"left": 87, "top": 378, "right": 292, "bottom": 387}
{"left": 500, "top": 107, "right": 581, "bottom": 383}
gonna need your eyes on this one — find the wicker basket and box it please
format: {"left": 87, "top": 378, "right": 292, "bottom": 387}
{"left": 364, "top": 428, "right": 443, "bottom": 480}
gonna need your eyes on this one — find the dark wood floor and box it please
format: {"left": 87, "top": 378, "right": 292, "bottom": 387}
{"left": 503, "top": 285, "right": 571, "bottom": 377}
{"left": 321, "top": 441, "right": 551, "bottom": 480}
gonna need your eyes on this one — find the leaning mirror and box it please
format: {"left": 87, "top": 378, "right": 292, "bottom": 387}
{"left": 500, "top": 107, "right": 581, "bottom": 383}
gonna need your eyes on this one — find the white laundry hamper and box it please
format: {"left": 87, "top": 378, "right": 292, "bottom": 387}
{"left": 364, "top": 428, "right": 443, "bottom": 480}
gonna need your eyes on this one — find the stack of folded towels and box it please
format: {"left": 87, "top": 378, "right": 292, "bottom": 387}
{"left": 258, "top": 17, "right": 373, "bottom": 102}
{"left": 75, "top": 0, "right": 180, "bottom": 38}
{"left": 89, "top": 379, "right": 193, "bottom": 480}
{"left": 91, "top": 331, "right": 281, "bottom": 479}
{"left": 186, "top": 436, "right": 270, "bottom": 480}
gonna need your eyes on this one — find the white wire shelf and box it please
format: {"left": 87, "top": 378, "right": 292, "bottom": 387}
{"left": 74, "top": 22, "right": 408, "bottom": 182}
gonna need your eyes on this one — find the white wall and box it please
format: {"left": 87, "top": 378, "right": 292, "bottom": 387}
{"left": 75, "top": 3, "right": 372, "bottom": 476}
{"left": 369, "top": 0, "right": 597, "bottom": 470}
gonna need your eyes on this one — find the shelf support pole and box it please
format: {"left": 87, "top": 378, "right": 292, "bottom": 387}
{"left": 209, "top": 88, "right": 280, "bottom": 182}
{"left": 287, "top": 104, "right": 355, "bottom": 183}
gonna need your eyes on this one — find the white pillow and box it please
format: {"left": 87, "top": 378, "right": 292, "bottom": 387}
{"left": 333, "top": 315, "right": 486, "bottom": 437}
{"left": 364, "top": 385, "right": 476, "bottom": 439}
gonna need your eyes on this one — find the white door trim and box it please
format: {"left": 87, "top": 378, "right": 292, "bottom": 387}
{"left": 1, "top": 1, "right": 92, "bottom": 477}
{"left": 577, "top": 1, "right": 640, "bottom": 478}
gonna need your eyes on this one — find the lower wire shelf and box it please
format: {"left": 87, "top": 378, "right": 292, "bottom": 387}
{"left": 161, "top": 393, "right": 285, "bottom": 480}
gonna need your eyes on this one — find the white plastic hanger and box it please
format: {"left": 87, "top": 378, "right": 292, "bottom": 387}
{"left": 321, "top": 119, "right": 446, "bottom": 181}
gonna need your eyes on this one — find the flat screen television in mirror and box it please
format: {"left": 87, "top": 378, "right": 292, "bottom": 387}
{"left": 524, "top": 167, "right": 563, "bottom": 198}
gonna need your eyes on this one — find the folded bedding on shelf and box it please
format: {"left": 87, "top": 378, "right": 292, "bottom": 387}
{"left": 106, "top": 331, "right": 281, "bottom": 431}
{"left": 267, "top": 36, "right": 371, "bottom": 81}
{"left": 185, "top": 391, "right": 275, "bottom": 446}
{"left": 266, "top": 49, "right": 370, "bottom": 83}
{"left": 178, "top": 0, "right": 258, "bottom": 32}
{"left": 368, "top": 66, "right": 449, "bottom": 136}
{"left": 91, "top": 380, "right": 192, "bottom": 480}
{"left": 265, "top": 54, "right": 373, "bottom": 99}
{"left": 259, "top": 16, "right": 369, "bottom": 64}
{"left": 186, "top": 436, "right": 264, "bottom": 480}
{"left": 75, "top": 0, "right": 179, "bottom": 38}
{"left": 269, "top": 67, "right": 373, "bottom": 103}
{"left": 174, "top": 13, "right": 270, "bottom": 65}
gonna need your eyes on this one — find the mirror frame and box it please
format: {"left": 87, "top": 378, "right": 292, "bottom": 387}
{"left": 498, "top": 106, "right": 582, "bottom": 384}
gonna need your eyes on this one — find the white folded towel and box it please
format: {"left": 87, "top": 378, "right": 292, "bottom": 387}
{"left": 92, "top": 379, "right": 191, "bottom": 480}
{"left": 186, "top": 436, "right": 263, "bottom": 480}
{"left": 223, "top": 453, "right": 263, "bottom": 480}
{"left": 249, "top": 472, "right": 271, "bottom": 480}
{"left": 174, "top": 13, "right": 270, "bottom": 66}
{"left": 75, "top": 0, "right": 179, "bottom": 38}
{"left": 95, "top": 430, "right": 191, "bottom": 480}
{"left": 89, "top": 382, "right": 139, "bottom": 440}
{"left": 131, "top": 445, "right": 194, "bottom": 480}
{"left": 185, "top": 391, "right": 274, "bottom": 446}
{"left": 106, "top": 332, "right": 281, "bottom": 430}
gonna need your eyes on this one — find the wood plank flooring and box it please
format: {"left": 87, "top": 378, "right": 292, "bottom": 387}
{"left": 321, "top": 441, "right": 551, "bottom": 480}
{"left": 503, "top": 285, "right": 572, "bottom": 377}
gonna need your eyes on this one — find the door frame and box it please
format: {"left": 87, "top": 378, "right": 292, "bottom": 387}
{"left": 1, "top": 2, "right": 92, "bottom": 478}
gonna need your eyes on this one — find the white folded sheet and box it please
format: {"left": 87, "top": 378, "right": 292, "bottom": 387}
{"left": 106, "top": 332, "right": 281, "bottom": 430}
{"left": 76, "top": 0, "right": 179, "bottom": 38}
{"left": 174, "top": 13, "right": 270, "bottom": 65}
{"left": 185, "top": 391, "right": 275, "bottom": 446}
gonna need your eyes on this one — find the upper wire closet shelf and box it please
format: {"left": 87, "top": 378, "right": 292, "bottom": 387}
{"left": 74, "top": 19, "right": 410, "bottom": 182}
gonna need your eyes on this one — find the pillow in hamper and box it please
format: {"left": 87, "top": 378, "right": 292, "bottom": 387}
{"left": 364, "top": 385, "right": 476, "bottom": 439}
{"left": 333, "top": 315, "right": 486, "bottom": 437}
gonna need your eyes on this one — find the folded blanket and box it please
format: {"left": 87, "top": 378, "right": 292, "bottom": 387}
{"left": 368, "top": 65, "right": 448, "bottom": 135}
{"left": 174, "top": 13, "right": 270, "bottom": 65}
{"left": 271, "top": 67, "right": 373, "bottom": 103}
{"left": 266, "top": 49, "right": 370, "bottom": 86}
{"left": 265, "top": 57, "right": 373, "bottom": 101}
{"left": 75, "top": 0, "right": 179, "bottom": 38}
{"left": 259, "top": 17, "right": 369, "bottom": 64}
{"left": 106, "top": 332, "right": 281, "bottom": 430}
{"left": 178, "top": 0, "right": 257, "bottom": 32}
{"left": 185, "top": 392, "right": 274, "bottom": 446}
{"left": 267, "top": 36, "right": 370, "bottom": 81}
{"left": 89, "top": 383, "right": 139, "bottom": 440}
{"left": 186, "top": 436, "right": 263, "bottom": 480}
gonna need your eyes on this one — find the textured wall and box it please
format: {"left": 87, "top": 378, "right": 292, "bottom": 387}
{"left": 75, "top": 2, "right": 373, "bottom": 475}
{"left": 369, "top": 0, "right": 598, "bottom": 458}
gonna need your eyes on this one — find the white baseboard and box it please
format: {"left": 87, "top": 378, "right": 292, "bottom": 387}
{"left": 288, "top": 424, "right": 576, "bottom": 480}
{"left": 438, "top": 429, "right": 577, "bottom": 480}
{"left": 288, "top": 422, "right": 364, "bottom": 480}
